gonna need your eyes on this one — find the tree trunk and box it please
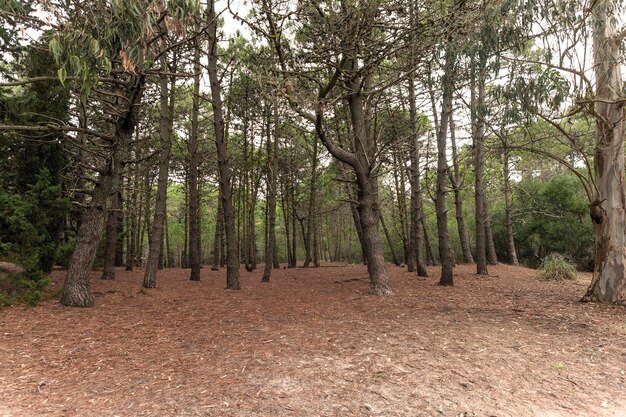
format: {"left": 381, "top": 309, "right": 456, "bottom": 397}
{"left": 435, "top": 45, "right": 455, "bottom": 286}
{"left": 115, "top": 192, "right": 124, "bottom": 266}
{"left": 303, "top": 137, "right": 319, "bottom": 268}
{"left": 582, "top": 0, "right": 626, "bottom": 303}
{"left": 472, "top": 57, "right": 489, "bottom": 276}
{"left": 408, "top": 73, "right": 428, "bottom": 277}
{"left": 144, "top": 53, "right": 174, "bottom": 288}
{"left": 262, "top": 104, "right": 279, "bottom": 282}
{"left": 125, "top": 154, "right": 139, "bottom": 271}
{"left": 61, "top": 77, "right": 144, "bottom": 307}
{"left": 380, "top": 211, "right": 400, "bottom": 266}
{"left": 208, "top": 0, "right": 240, "bottom": 289}
{"left": 502, "top": 150, "right": 518, "bottom": 265}
{"left": 449, "top": 115, "right": 474, "bottom": 264}
{"left": 484, "top": 198, "right": 498, "bottom": 265}
{"left": 357, "top": 175, "right": 393, "bottom": 294}
{"left": 101, "top": 194, "right": 118, "bottom": 280}
{"left": 188, "top": 40, "right": 202, "bottom": 281}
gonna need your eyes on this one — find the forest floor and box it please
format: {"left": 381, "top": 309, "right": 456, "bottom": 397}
{"left": 0, "top": 263, "right": 625, "bottom": 417}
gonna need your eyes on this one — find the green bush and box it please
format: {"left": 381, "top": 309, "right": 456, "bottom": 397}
{"left": 0, "top": 269, "right": 50, "bottom": 307}
{"left": 538, "top": 253, "right": 578, "bottom": 281}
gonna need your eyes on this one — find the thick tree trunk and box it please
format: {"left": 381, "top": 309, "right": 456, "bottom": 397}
{"left": 449, "top": 116, "right": 474, "bottom": 264}
{"left": 61, "top": 77, "right": 144, "bottom": 307}
{"left": 358, "top": 176, "right": 393, "bottom": 294}
{"left": 188, "top": 41, "right": 202, "bottom": 281}
{"left": 472, "top": 59, "right": 489, "bottom": 276}
{"left": 143, "top": 51, "right": 175, "bottom": 289}
{"left": 435, "top": 45, "right": 455, "bottom": 286}
{"left": 583, "top": 0, "right": 626, "bottom": 303}
{"left": 502, "top": 151, "right": 518, "bottom": 266}
{"left": 208, "top": 0, "right": 240, "bottom": 289}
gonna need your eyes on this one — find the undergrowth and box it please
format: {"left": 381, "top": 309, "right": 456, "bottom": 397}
{"left": 0, "top": 270, "right": 51, "bottom": 307}
{"left": 538, "top": 253, "right": 578, "bottom": 281}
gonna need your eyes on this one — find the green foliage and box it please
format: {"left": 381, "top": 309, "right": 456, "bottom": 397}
{"left": 538, "top": 253, "right": 578, "bottom": 282}
{"left": 0, "top": 168, "right": 69, "bottom": 276}
{"left": 0, "top": 270, "right": 50, "bottom": 307}
{"left": 502, "top": 175, "right": 592, "bottom": 270}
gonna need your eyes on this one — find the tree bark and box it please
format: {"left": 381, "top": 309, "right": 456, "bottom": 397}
{"left": 502, "top": 150, "right": 518, "bottom": 265}
{"left": 208, "top": 0, "right": 240, "bottom": 289}
{"left": 582, "top": 0, "right": 626, "bottom": 303}
{"left": 143, "top": 47, "right": 175, "bottom": 289}
{"left": 408, "top": 73, "right": 428, "bottom": 277}
{"left": 262, "top": 104, "right": 279, "bottom": 282}
{"left": 484, "top": 197, "right": 498, "bottom": 265}
{"left": 449, "top": 115, "right": 474, "bottom": 264}
{"left": 211, "top": 197, "right": 222, "bottom": 271}
{"left": 188, "top": 40, "right": 202, "bottom": 281}
{"left": 472, "top": 56, "right": 489, "bottom": 276}
{"left": 101, "top": 193, "right": 118, "bottom": 280}
{"left": 61, "top": 77, "right": 145, "bottom": 307}
{"left": 303, "top": 136, "right": 319, "bottom": 268}
{"left": 435, "top": 45, "right": 455, "bottom": 286}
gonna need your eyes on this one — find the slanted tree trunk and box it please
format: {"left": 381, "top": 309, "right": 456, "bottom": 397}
{"left": 502, "top": 150, "right": 518, "bottom": 265}
{"left": 208, "top": 0, "right": 239, "bottom": 289}
{"left": 449, "top": 115, "right": 474, "bottom": 264}
{"left": 582, "top": 0, "right": 626, "bottom": 303}
{"left": 143, "top": 49, "right": 175, "bottom": 289}
{"left": 61, "top": 77, "right": 145, "bottom": 307}
{"left": 435, "top": 44, "right": 455, "bottom": 286}
{"left": 188, "top": 40, "right": 202, "bottom": 281}
{"left": 472, "top": 56, "right": 489, "bottom": 276}
{"left": 380, "top": 212, "right": 400, "bottom": 266}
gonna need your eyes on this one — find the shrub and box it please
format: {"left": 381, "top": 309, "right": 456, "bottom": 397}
{"left": 538, "top": 253, "right": 578, "bottom": 281}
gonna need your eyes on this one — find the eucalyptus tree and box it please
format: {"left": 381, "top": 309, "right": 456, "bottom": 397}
{"left": 581, "top": 0, "right": 626, "bottom": 302}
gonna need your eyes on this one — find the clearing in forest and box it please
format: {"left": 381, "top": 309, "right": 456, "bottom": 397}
{"left": 0, "top": 264, "right": 625, "bottom": 417}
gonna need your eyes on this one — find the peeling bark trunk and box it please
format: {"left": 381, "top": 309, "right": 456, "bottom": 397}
{"left": 583, "top": 0, "right": 626, "bottom": 303}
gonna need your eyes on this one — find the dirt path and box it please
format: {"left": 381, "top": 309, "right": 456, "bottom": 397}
{"left": 0, "top": 264, "right": 624, "bottom": 416}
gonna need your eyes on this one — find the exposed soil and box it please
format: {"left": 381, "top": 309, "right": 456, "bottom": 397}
{"left": 0, "top": 263, "right": 625, "bottom": 417}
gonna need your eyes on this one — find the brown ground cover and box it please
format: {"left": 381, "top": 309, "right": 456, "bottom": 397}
{"left": 0, "top": 263, "right": 625, "bottom": 417}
